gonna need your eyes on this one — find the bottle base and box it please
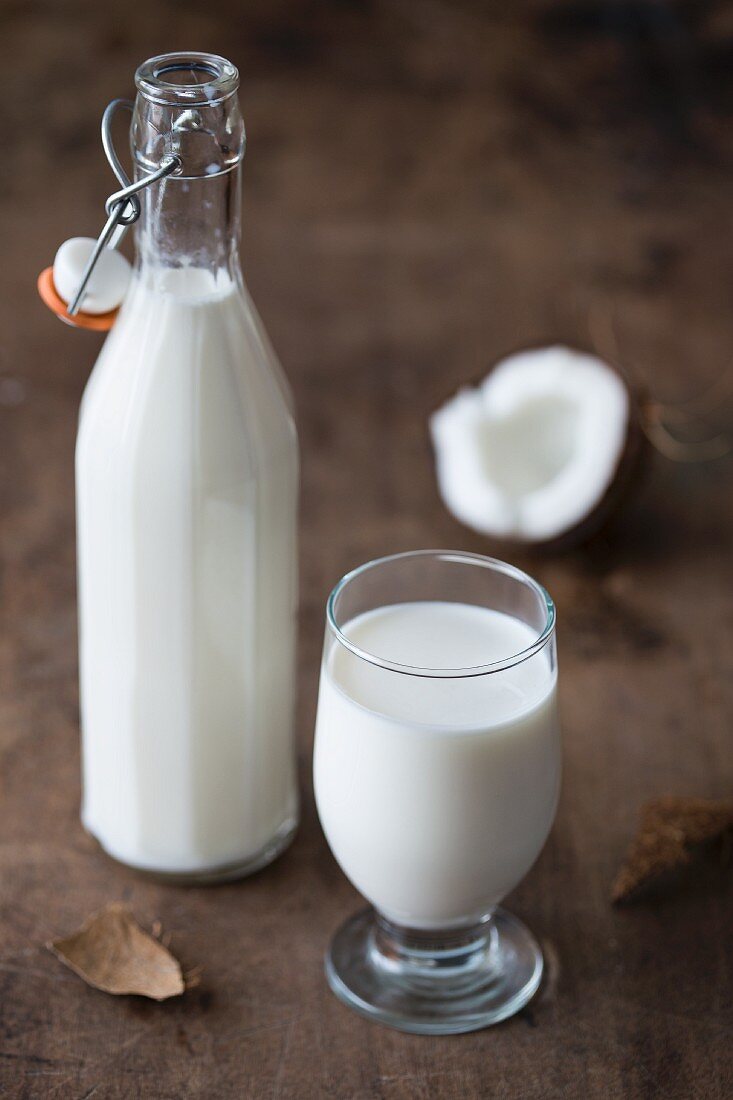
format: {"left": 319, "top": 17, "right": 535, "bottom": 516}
{"left": 84, "top": 816, "right": 298, "bottom": 885}
{"left": 325, "top": 906, "right": 543, "bottom": 1035}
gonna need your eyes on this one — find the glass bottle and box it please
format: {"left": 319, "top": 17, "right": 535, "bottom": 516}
{"left": 75, "top": 53, "right": 299, "bottom": 881}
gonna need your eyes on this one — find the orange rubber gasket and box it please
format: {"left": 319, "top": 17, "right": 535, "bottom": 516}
{"left": 37, "top": 267, "right": 119, "bottom": 332}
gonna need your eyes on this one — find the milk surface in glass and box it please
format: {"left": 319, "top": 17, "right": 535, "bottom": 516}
{"left": 314, "top": 601, "right": 560, "bottom": 929}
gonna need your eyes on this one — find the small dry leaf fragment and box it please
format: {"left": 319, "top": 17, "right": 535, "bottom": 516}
{"left": 49, "top": 903, "right": 186, "bottom": 1000}
{"left": 612, "top": 796, "right": 733, "bottom": 904}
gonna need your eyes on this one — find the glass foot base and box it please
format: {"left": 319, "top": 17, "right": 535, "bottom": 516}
{"left": 325, "top": 906, "right": 543, "bottom": 1035}
{"left": 84, "top": 816, "right": 298, "bottom": 885}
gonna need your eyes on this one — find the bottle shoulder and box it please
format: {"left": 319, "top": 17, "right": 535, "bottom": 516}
{"left": 77, "top": 277, "right": 298, "bottom": 466}
{"left": 84, "top": 276, "right": 292, "bottom": 399}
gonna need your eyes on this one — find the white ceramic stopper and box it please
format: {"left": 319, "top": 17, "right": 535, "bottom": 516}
{"left": 53, "top": 237, "right": 132, "bottom": 314}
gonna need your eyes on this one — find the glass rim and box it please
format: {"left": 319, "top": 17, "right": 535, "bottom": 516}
{"left": 135, "top": 52, "right": 239, "bottom": 107}
{"left": 326, "top": 549, "right": 556, "bottom": 679}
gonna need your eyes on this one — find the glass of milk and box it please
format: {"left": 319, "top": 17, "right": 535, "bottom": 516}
{"left": 314, "top": 550, "right": 560, "bottom": 1034}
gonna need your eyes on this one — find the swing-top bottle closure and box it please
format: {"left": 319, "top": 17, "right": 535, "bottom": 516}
{"left": 37, "top": 52, "right": 245, "bottom": 331}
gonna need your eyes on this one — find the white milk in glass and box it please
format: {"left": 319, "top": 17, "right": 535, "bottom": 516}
{"left": 76, "top": 54, "right": 298, "bottom": 879}
{"left": 314, "top": 601, "right": 560, "bottom": 929}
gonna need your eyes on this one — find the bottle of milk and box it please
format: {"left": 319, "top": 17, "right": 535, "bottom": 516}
{"left": 75, "top": 53, "right": 299, "bottom": 881}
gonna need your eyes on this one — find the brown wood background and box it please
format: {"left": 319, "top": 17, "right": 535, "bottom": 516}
{"left": 1, "top": 1, "right": 732, "bottom": 1096}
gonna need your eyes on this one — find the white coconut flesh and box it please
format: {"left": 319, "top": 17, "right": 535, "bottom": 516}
{"left": 430, "top": 346, "right": 631, "bottom": 543}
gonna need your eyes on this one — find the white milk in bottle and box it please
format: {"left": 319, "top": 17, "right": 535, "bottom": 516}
{"left": 76, "top": 53, "right": 299, "bottom": 879}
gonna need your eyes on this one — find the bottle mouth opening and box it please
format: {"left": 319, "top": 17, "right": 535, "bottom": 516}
{"left": 135, "top": 52, "right": 239, "bottom": 106}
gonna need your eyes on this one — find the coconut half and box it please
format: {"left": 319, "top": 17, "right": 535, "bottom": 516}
{"left": 430, "top": 346, "right": 644, "bottom": 549}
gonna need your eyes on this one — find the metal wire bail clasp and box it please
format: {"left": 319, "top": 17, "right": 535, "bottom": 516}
{"left": 66, "top": 99, "right": 181, "bottom": 317}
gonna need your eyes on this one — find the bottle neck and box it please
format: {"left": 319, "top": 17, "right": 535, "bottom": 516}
{"left": 130, "top": 52, "right": 245, "bottom": 288}
{"left": 134, "top": 165, "right": 242, "bottom": 283}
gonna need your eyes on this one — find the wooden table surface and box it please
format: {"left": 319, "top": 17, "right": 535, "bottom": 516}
{"left": 2, "top": 2, "right": 732, "bottom": 1096}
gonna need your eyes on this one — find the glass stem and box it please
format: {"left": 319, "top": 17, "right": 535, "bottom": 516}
{"left": 373, "top": 911, "right": 497, "bottom": 977}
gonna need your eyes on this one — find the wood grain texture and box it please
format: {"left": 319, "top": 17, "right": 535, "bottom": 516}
{"left": 1, "top": 1, "right": 732, "bottom": 1096}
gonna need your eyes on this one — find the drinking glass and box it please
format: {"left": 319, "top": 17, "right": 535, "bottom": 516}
{"left": 313, "top": 550, "right": 560, "bottom": 1034}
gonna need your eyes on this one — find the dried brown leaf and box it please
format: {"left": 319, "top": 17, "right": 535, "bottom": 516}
{"left": 612, "top": 796, "right": 733, "bottom": 904}
{"left": 48, "top": 903, "right": 186, "bottom": 1000}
